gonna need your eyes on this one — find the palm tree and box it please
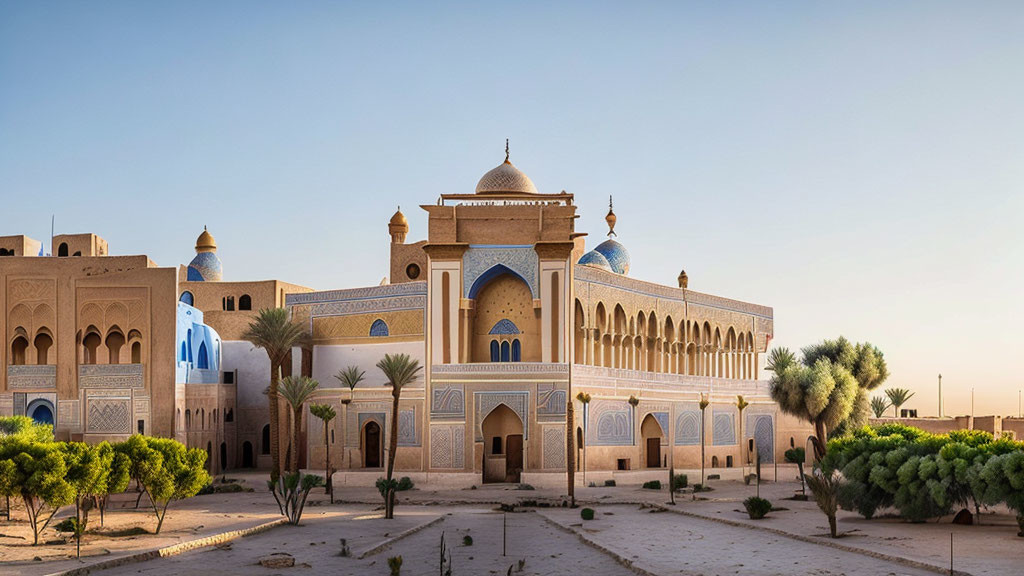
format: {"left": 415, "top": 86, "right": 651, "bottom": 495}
{"left": 310, "top": 403, "right": 336, "bottom": 502}
{"left": 243, "top": 308, "right": 309, "bottom": 482}
{"left": 376, "top": 353, "right": 422, "bottom": 519}
{"left": 699, "top": 393, "right": 710, "bottom": 486}
{"left": 575, "top": 392, "right": 591, "bottom": 485}
{"left": 279, "top": 376, "right": 319, "bottom": 473}
{"left": 334, "top": 365, "right": 365, "bottom": 393}
{"left": 885, "top": 388, "right": 915, "bottom": 418}
{"left": 870, "top": 396, "right": 891, "bottom": 419}
{"left": 736, "top": 395, "right": 750, "bottom": 476}
{"left": 805, "top": 466, "right": 842, "bottom": 538}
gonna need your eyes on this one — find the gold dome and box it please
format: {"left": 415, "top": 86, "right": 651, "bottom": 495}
{"left": 195, "top": 227, "right": 217, "bottom": 253}
{"left": 389, "top": 207, "right": 408, "bottom": 228}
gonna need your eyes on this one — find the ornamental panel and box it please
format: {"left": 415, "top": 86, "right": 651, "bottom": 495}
{"left": 474, "top": 391, "right": 529, "bottom": 442}
{"left": 79, "top": 364, "right": 144, "bottom": 389}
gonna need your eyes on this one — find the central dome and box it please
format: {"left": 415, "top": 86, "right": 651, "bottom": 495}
{"left": 475, "top": 160, "right": 538, "bottom": 194}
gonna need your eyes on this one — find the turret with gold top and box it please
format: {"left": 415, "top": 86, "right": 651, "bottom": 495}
{"left": 187, "top": 226, "right": 223, "bottom": 281}
{"left": 389, "top": 207, "right": 409, "bottom": 244}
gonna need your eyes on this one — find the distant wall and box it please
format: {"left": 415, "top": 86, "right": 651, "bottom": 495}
{"left": 868, "top": 415, "right": 1017, "bottom": 438}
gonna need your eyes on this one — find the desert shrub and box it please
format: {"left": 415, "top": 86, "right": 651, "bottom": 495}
{"left": 396, "top": 477, "right": 414, "bottom": 491}
{"left": 0, "top": 416, "right": 54, "bottom": 443}
{"left": 743, "top": 496, "right": 772, "bottom": 520}
{"left": 463, "top": 534, "right": 473, "bottom": 546}
{"left": 516, "top": 483, "right": 535, "bottom": 491}
{"left": 604, "top": 479, "right": 616, "bottom": 487}
{"left": 641, "top": 480, "right": 661, "bottom": 490}
{"left": 270, "top": 471, "right": 323, "bottom": 525}
{"left": 671, "top": 474, "right": 688, "bottom": 491}
{"left": 580, "top": 507, "right": 595, "bottom": 520}
{"left": 387, "top": 555, "right": 403, "bottom": 576}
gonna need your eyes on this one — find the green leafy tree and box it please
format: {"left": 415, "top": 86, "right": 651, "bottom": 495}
{"left": 309, "top": 403, "right": 337, "bottom": 501}
{"left": 243, "top": 308, "right": 309, "bottom": 482}
{"left": 334, "top": 365, "right": 365, "bottom": 392}
{"left": 768, "top": 337, "right": 888, "bottom": 460}
{"left": 870, "top": 396, "right": 891, "bottom": 418}
{"left": 884, "top": 388, "right": 915, "bottom": 418}
{"left": 975, "top": 451, "right": 1024, "bottom": 536}
{"left": 376, "top": 353, "right": 422, "bottom": 519}
{"left": 97, "top": 449, "right": 131, "bottom": 526}
{"left": 279, "top": 376, "right": 320, "bottom": 473}
{"left": 131, "top": 436, "right": 211, "bottom": 533}
{"left": 0, "top": 437, "right": 74, "bottom": 544}
{"left": 0, "top": 415, "right": 54, "bottom": 443}
{"left": 63, "top": 442, "right": 115, "bottom": 557}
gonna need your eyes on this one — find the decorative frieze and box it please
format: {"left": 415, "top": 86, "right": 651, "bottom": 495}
{"left": 429, "top": 424, "right": 465, "bottom": 469}
{"left": 474, "top": 391, "right": 529, "bottom": 441}
{"left": 6, "top": 365, "right": 56, "bottom": 390}
{"left": 79, "top": 364, "right": 144, "bottom": 389}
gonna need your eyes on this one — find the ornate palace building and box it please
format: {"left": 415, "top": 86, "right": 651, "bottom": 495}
{"left": 1, "top": 148, "right": 811, "bottom": 486}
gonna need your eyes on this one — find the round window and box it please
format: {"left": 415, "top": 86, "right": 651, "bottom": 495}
{"left": 406, "top": 263, "right": 421, "bottom": 280}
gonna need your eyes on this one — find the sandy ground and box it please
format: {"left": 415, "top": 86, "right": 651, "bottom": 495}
{"left": 2, "top": 471, "right": 1023, "bottom": 576}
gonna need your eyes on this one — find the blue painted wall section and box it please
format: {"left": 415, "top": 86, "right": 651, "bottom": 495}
{"left": 175, "top": 302, "right": 223, "bottom": 384}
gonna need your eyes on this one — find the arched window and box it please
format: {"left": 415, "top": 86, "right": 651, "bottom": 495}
{"left": 225, "top": 408, "right": 234, "bottom": 422}
{"left": 186, "top": 329, "right": 193, "bottom": 363}
{"left": 106, "top": 330, "right": 125, "bottom": 364}
{"left": 185, "top": 409, "right": 192, "bottom": 429}
{"left": 34, "top": 332, "right": 53, "bottom": 365}
{"left": 238, "top": 295, "right": 252, "bottom": 311}
{"left": 490, "top": 340, "right": 500, "bottom": 362}
{"left": 58, "top": 243, "right": 68, "bottom": 257}
{"left": 261, "top": 424, "right": 271, "bottom": 455}
{"left": 82, "top": 332, "right": 101, "bottom": 365}
{"left": 223, "top": 297, "right": 235, "bottom": 311}
{"left": 179, "top": 291, "right": 194, "bottom": 306}
{"left": 131, "top": 341, "right": 141, "bottom": 363}
{"left": 180, "top": 341, "right": 188, "bottom": 363}
{"left": 197, "top": 341, "right": 209, "bottom": 369}
{"left": 10, "top": 336, "right": 28, "bottom": 365}
{"left": 200, "top": 408, "right": 205, "bottom": 429}
{"left": 511, "top": 339, "right": 521, "bottom": 362}
{"left": 500, "top": 341, "right": 510, "bottom": 362}
{"left": 369, "top": 319, "right": 389, "bottom": 337}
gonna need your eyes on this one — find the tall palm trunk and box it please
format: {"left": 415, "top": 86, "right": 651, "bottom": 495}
{"left": 566, "top": 401, "right": 576, "bottom": 507}
{"left": 813, "top": 421, "right": 828, "bottom": 462}
{"left": 292, "top": 405, "right": 302, "bottom": 473}
{"left": 385, "top": 391, "right": 400, "bottom": 519}
{"left": 324, "top": 419, "right": 332, "bottom": 502}
{"left": 269, "top": 362, "right": 282, "bottom": 482}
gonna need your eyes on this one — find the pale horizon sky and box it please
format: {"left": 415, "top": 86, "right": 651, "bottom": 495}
{"left": 2, "top": 2, "right": 1022, "bottom": 417}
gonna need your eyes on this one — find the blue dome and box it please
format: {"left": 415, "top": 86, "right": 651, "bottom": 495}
{"left": 187, "top": 251, "right": 222, "bottom": 282}
{"left": 594, "top": 239, "right": 630, "bottom": 275}
{"left": 578, "top": 250, "right": 612, "bottom": 272}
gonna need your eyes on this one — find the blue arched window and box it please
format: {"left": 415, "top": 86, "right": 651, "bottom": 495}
{"left": 370, "top": 319, "right": 389, "bottom": 337}
{"left": 186, "top": 329, "right": 193, "bottom": 363}
{"left": 500, "top": 341, "right": 510, "bottom": 362}
{"left": 28, "top": 400, "right": 54, "bottom": 426}
{"left": 180, "top": 342, "right": 188, "bottom": 362}
{"left": 197, "top": 341, "right": 209, "bottom": 369}
{"left": 179, "top": 291, "right": 194, "bottom": 306}
{"left": 511, "top": 339, "right": 521, "bottom": 362}
{"left": 490, "top": 340, "right": 500, "bottom": 362}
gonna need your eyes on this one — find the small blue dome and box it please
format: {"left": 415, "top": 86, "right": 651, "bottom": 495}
{"left": 188, "top": 251, "right": 222, "bottom": 282}
{"left": 578, "top": 250, "right": 612, "bottom": 272}
{"left": 594, "top": 239, "right": 630, "bottom": 275}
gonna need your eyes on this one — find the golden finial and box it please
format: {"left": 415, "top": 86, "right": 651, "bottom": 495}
{"left": 504, "top": 138, "right": 510, "bottom": 164}
{"left": 605, "top": 195, "right": 617, "bottom": 237}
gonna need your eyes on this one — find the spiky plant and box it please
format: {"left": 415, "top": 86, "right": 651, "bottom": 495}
{"left": 376, "top": 353, "right": 422, "bottom": 519}
{"left": 243, "top": 308, "right": 309, "bottom": 482}
{"left": 870, "top": 396, "right": 891, "bottom": 418}
{"left": 310, "top": 403, "right": 337, "bottom": 501}
{"left": 334, "top": 365, "right": 366, "bottom": 392}
{"left": 279, "top": 376, "right": 319, "bottom": 473}
{"left": 884, "top": 388, "right": 915, "bottom": 418}
{"left": 805, "top": 466, "right": 842, "bottom": 538}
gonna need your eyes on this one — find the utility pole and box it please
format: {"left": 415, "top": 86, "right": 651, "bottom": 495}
{"left": 971, "top": 387, "right": 975, "bottom": 419}
{"left": 938, "top": 374, "right": 943, "bottom": 418}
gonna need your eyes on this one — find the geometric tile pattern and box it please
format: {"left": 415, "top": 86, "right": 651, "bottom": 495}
{"left": 712, "top": 408, "right": 737, "bottom": 446}
{"left": 86, "top": 399, "right": 131, "bottom": 433}
{"left": 675, "top": 410, "right": 701, "bottom": 446}
{"left": 430, "top": 385, "right": 465, "bottom": 418}
{"left": 749, "top": 414, "right": 775, "bottom": 464}
{"left": 463, "top": 246, "right": 539, "bottom": 299}
{"left": 536, "top": 383, "right": 566, "bottom": 417}
{"left": 542, "top": 426, "right": 565, "bottom": 470}
{"left": 397, "top": 409, "right": 418, "bottom": 446}
{"left": 429, "top": 424, "right": 464, "bottom": 470}
{"left": 587, "top": 399, "right": 633, "bottom": 446}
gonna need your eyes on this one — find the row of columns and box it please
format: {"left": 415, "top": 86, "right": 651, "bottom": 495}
{"left": 576, "top": 328, "right": 758, "bottom": 380}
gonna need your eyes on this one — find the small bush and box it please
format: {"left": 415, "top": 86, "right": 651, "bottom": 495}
{"left": 463, "top": 534, "right": 473, "bottom": 546}
{"left": 642, "top": 480, "right": 662, "bottom": 490}
{"left": 580, "top": 508, "right": 595, "bottom": 520}
{"left": 671, "top": 474, "right": 688, "bottom": 491}
{"left": 743, "top": 474, "right": 758, "bottom": 486}
{"left": 396, "top": 477, "right": 414, "bottom": 491}
{"left": 54, "top": 518, "right": 79, "bottom": 534}
{"left": 588, "top": 481, "right": 596, "bottom": 487}
{"left": 692, "top": 483, "right": 714, "bottom": 492}
{"left": 604, "top": 479, "right": 616, "bottom": 487}
{"left": 743, "top": 496, "right": 772, "bottom": 520}
{"left": 516, "top": 483, "right": 535, "bottom": 490}
{"left": 387, "top": 555, "right": 403, "bottom": 576}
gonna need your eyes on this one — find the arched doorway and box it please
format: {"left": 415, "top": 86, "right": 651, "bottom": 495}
{"left": 362, "top": 421, "right": 382, "bottom": 468}
{"left": 481, "top": 404, "right": 524, "bottom": 483}
{"left": 641, "top": 414, "right": 663, "bottom": 468}
{"left": 242, "top": 441, "right": 254, "bottom": 468}
{"left": 27, "top": 399, "right": 54, "bottom": 426}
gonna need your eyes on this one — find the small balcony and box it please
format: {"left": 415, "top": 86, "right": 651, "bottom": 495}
{"left": 79, "top": 363, "right": 144, "bottom": 389}
{"left": 6, "top": 365, "right": 56, "bottom": 390}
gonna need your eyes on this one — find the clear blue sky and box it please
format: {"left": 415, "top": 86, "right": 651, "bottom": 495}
{"left": 2, "top": 1, "right": 1022, "bottom": 416}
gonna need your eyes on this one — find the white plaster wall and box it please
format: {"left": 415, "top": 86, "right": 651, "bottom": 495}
{"left": 222, "top": 341, "right": 271, "bottom": 409}
{"left": 312, "top": 341, "right": 426, "bottom": 388}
